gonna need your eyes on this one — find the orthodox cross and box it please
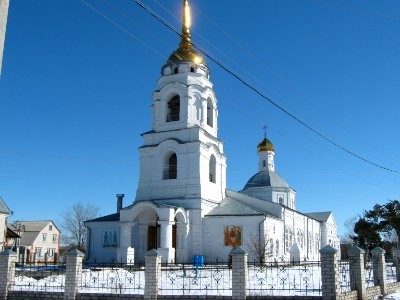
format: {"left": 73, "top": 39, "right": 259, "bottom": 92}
{"left": 262, "top": 125, "right": 268, "bottom": 138}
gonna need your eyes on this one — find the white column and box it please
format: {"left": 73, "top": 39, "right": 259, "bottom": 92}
{"left": 117, "top": 222, "right": 133, "bottom": 263}
{"left": 158, "top": 220, "right": 175, "bottom": 263}
{"left": 201, "top": 99, "right": 207, "bottom": 125}
{"left": 159, "top": 221, "right": 173, "bottom": 249}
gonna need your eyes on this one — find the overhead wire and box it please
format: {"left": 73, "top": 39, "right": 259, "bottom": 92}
{"left": 24, "top": 0, "right": 392, "bottom": 197}
{"left": 132, "top": 0, "right": 400, "bottom": 175}
{"left": 190, "top": 2, "right": 400, "bottom": 169}
{"left": 148, "top": 0, "right": 278, "bottom": 97}
{"left": 79, "top": 0, "right": 400, "bottom": 179}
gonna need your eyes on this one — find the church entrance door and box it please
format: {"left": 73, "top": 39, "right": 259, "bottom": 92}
{"left": 147, "top": 226, "right": 158, "bottom": 251}
{"left": 172, "top": 224, "right": 177, "bottom": 261}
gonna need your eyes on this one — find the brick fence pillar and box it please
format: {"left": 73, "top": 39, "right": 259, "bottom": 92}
{"left": 145, "top": 249, "right": 162, "bottom": 300}
{"left": 64, "top": 249, "right": 84, "bottom": 300}
{"left": 348, "top": 246, "right": 366, "bottom": 300}
{"left": 320, "top": 245, "right": 340, "bottom": 300}
{"left": 372, "top": 247, "right": 387, "bottom": 296}
{"left": 230, "top": 247, "right": 248, "bottom": 300}
{"left": 0, "top": 250, "right": 17, "bottom": 300}
{"left": 392, "top": 247, "right": 400, "bottom": 282}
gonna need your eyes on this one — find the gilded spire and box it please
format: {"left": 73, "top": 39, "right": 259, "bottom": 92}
{"left": 167, "top": 0, "right": 205, "bottom": 65}
{"left": 180, "top": 0, "right": 191, "bottom": 48}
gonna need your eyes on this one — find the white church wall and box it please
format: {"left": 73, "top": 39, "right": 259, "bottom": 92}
{"left": 324, "top": 214, "right": 340, "bottom": 250}
{"left": 263, "top": 217, "right": 284, "bottom": 261}
{"left": 199, "top": 145, "right": 226, "bottom": 204}
{"left": 86, "top": 223, "right": 119, "bottom": 263}
{"left": 202, "top": 215, "right": 265, "bottom": 263}
{"left": 306, "top": 218, "right": 321, "bottom": 260}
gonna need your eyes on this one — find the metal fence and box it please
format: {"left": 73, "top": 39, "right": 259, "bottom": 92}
{"left": 80, "top": 262, "right": 145, "bottom": 295}
{"left": 365, "top": 262, "right": 374, "bottom": 287}
{"left": 11, "top": 262, "right": 66, "bottom": 292}
{"left": 246, "top": 261, "right": 321, "bottom": 296}
{"left": 386, "top": 261, "right": 397, "bottom": 283}
{"left": 159, "top": 262, "right": 232, "bottom": 296}
{"left": 338, "top": 260, "right": 353, "bottom": 293}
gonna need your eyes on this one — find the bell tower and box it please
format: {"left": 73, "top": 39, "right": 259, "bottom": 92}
{"left": 135, "top": 0, "right": 226, "bottom": 212}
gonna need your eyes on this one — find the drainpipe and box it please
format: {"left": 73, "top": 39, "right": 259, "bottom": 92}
{"left": 283, "top": 206, "right": 286, "bottom": 255}
{"left": 258, "top": 214, "right": 267, "bottom": 262}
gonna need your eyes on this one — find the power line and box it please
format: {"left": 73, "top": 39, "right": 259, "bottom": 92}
{"left": 133, "top": 0, "right": 400, "bottom": 175}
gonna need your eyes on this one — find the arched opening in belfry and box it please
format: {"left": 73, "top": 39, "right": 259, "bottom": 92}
{"left": 163, "top": 152, "right": 177, "bottom": 180}
{"left": 209, "top": 154, "right": 216, "bottom": 183}
{"left": 207, "top": 98, "right": 213, "bottom": 127}
{"left": 167, "top": 95, "right": 180, "bottom": 122}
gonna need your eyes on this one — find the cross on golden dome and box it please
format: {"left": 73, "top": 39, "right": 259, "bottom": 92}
{"left": 257, "top": 126, "right": 274, "bottom": 152}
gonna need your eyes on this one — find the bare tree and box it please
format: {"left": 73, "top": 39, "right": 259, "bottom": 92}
{"left": 61, "top": 202, "right": 99, "bottom": 249}
{"left": 246, "top": 230, "right": 273, "bottom": 263}
{"left": 341, "top": 215, "right": 358, "bottom": 244}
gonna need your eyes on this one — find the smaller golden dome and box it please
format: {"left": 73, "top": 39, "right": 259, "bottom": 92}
{"left": 257, "top": 137, "right": 274, "bottom": 152}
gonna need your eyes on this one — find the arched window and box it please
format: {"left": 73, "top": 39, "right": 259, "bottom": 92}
{"left": 263, "top": 160, "right": 266, "bottom": 167}
{"left": 167, "top": 95, "right": 180, "bottom": 122}
{"left": 209, "top": 155, "right": 216, "bottom": 183}
{"left": 207, "top": 98, "right": 213, "bottom": 127}
{"left": 163, "top": 152, "right": 177, "bottom": 180}
{"left": 173, "top": 66, "right": 178, "bottom": 74}
{"left": 190, "top": 66, "right": 195, "bottom": 72}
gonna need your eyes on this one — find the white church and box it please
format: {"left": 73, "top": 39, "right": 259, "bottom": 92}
{"left": 85, "top": 0, "right": 339, "bottom": 264}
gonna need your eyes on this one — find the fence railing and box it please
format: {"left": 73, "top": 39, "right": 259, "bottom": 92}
{"left": 338, "top": 260, "right": 353, "bottom": 293}
{"left": 246, "top": 261, "right": 321, "bottom": 296}
{"left": 3, "top": 246, "right": 400, "bottom": 299}
{"left": 80, "top": 262, "right": 144, "bottom": 295}
{"left": 159, "top": 262, "right": 232, "bottom": 296}
{"left": 11, "top": 262, "right": 66, "bottom": 292}
{"left": 386, "top": 261, "right": 397, "bottom": 283}
{"left": 365, "top": 262, "right": 374, "bottom": 287}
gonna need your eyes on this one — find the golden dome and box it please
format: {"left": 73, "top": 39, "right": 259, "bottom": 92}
{"left": 257, "top": 137, "right": 274, "bottom": 152}
{"left": 168, "top": 0, "right": 205, "bottom": 65}
{"left": 168, "top": 44, "right": 205, "bottom": 65}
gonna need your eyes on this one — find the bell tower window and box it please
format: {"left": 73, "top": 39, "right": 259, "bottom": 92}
{"left": 163, "top": 152, "right": 177, "bottom": 180}
{"left": 167, "top": 95, "right": 180, "bottom": 122}
{"left": 209, "top": 155, "right": 216, "bottom": 183}
{"left": 207, "top": 98, "right": 213, "bottom": 127}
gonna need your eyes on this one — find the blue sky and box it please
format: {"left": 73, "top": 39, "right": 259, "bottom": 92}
{"left": 1, "top": 0, "right": 399, "bottom": 237}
